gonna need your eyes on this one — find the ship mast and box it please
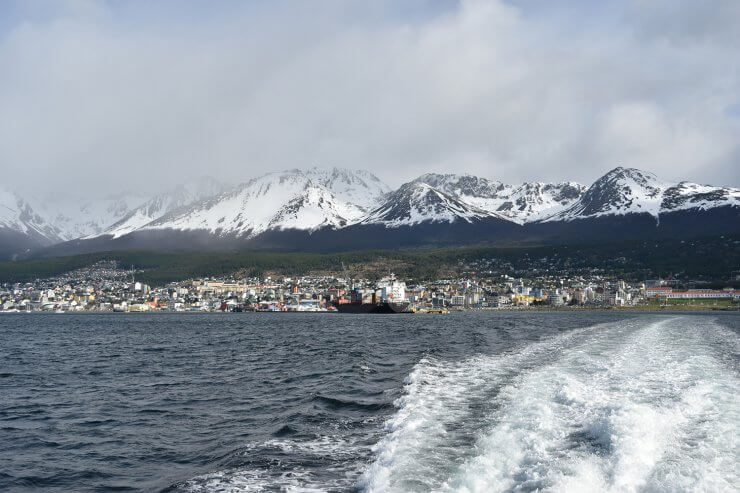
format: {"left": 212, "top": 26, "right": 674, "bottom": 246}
{"left": 341, "top": 261, "right": 353, "bottom": 291}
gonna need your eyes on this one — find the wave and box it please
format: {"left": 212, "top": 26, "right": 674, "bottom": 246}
{"left": 361, "top": 316, "right": 739, "bottom": 493}
{"left": 180, "top": 434, "right": 363, "bottom": 492}
{"left": 312, "top": 394, "right": 391, "bottom": 412}
{"left": 178, "top": 315, "right": 737, "bottom": 492}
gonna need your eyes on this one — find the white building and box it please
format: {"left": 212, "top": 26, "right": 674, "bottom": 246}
{"left": 450, "top": 295, "right": 466, "bottom": 306}
{"left": 547, "top": 289, "right": 565, "bottom": 306}
{"left": 661, "top": 290, "right": 735, "bottom": 299}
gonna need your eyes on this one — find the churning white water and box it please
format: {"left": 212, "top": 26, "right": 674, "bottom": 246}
{"left": 361, "top": 316, "right": 739, "bottom": 493}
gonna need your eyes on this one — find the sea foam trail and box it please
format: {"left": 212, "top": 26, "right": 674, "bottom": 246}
{"left": 361, "top": 316, "right": 739, "bottom": 493}
{"left": 359, "top": 319, "right": 630, "bottom": 492}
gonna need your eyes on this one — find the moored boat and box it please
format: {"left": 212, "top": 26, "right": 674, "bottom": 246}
{"left": 333, "top": 300, "right": 410, "bottom": 314}
{"left": 333, "top": 275, "right": 411, "bottom": 313}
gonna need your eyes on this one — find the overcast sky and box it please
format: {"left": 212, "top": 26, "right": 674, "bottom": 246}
{"left": 1, "top": 0, "right": 738, "bottom": 197}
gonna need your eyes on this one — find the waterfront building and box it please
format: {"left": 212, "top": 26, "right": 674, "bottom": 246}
{"left": 659, "top": 290, "right": 735, "bottom": 300}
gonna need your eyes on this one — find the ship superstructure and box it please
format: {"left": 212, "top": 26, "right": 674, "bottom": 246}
{"left": 333, "top": 274, "right": 410, "bottom": 313}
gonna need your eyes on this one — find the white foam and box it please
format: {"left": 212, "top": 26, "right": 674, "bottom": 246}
{"left": 360, "top": 321, "right": 623, "bottom": 492}
{"left": 362, "top": 316, "right": 739, "bottom": 492}
{"left": 183, "top": 435, "right": 362, "bottom": 493}
{"left": 184, "top": 316, "right": 738, "bottom": 492}
{"left": 184, "top": 468, "right": 326, "bottom": 493}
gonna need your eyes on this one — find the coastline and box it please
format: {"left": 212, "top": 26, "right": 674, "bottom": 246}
{"left": 4, "top": 305, "right": 737, "bottom": 314}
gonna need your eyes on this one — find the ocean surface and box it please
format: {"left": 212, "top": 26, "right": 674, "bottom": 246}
{"left": 0, "top": 312, "right": 738, "bottom": 492}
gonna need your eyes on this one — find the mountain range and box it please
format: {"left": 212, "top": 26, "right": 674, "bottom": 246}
{"left": 1, "top": 166, "right": 737, "bottom": 259}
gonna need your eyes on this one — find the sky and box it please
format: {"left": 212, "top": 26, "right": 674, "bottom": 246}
{"left": 0, "top": 0, "right": 739, "bottom": 198}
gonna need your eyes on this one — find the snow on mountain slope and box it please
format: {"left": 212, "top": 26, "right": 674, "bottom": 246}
{"left": 41, "top": 194, "right": 149, "bottom": 240}
{"left": 487, "top": 182, "right": 587, "bottom": 222}
{"left": 15, "top": 166, "right": 736, "bottom": 250}
{"left": 298, "top": 167, "right": 390, "bottom": 209}
{"left": 0, "top": 189, "right": 61, "bottom": 243}
{"left": 136, "top": 168, "right": 387, "bottom": 237}
{"left": 100, "top": 177, "right": 232, "bottom": 239}
{"left": 415, "top": 173, "right": 506, "bottom": 199}
{"left": 543, "top": 167, "right": 669, "bottom": 221}
{"left": 414, "top": 173, "right": 586, "bottom": 223}
{"left": 268, "top": 186, "right": 361, "bottom": 230}
{"left": 660, "top": 181, "right": 740, "bottom": 213}
{"left": 361, "top": 181, "right": 499, "bottom": 227}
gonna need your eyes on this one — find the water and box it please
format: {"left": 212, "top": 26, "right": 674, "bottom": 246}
{"left": 0, "top": 312, "right": 737, "bottom": 492}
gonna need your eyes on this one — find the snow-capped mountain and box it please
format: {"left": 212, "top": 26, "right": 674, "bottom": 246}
{"left": 5, "top": 166, "right": 738, "bottom": 259}
{"left": 489, "top": 182, "right": 587, "bottom": 223}
{"left": 124, "top": 168, "right": 390, "bottom": 238}
{"left": 414, "top": 173, "right": 506, "bottom": 200}
{"left": 296, "top": 167, "right": 390, "bottom": 209}
{"left": 543, "top": 167, "right": 739, "bottom": 222}
{"left": 0, "top": 189, "right": 61, "bottom": 245}
{"left": 362, "top": 181, "right": 498, "bottom": 227}
{"left": 36, "top": 193, "right": 149, "bottom": 240}
{"left": 661, "top": 181, "right": 740, "bottom": 213}
{"left": 545, "top": 167, "right": 666, "bottom": 221}
{"left": 415, "top": 174, "right": 587, "bottom": 223}
{"left": 267, "top": 186, "right": 359, "bottom": 230}
{"left": 100, "top": 177, "right": 232, "bottom": 239}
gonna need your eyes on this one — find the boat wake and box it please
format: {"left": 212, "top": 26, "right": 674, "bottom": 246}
{"left": 185, "top": 316, "right": 739, "bottom": 492}
{"left": 361, "top": 316, "right": 739, "bottom": 493}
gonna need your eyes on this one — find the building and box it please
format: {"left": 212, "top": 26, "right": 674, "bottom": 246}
{"left": 573, "top": 289, "right": 587, "bottom": 304}
{"left": 644, "top": 286, "right": 673, "bottom": 297}
{"left": 658, "top": 290, "right": 735, "bottom": 300}
{"left": 547, "top": 289, "right": 565, "bottom": 306}
{"left": 450, "top": 295, "right": 466, "bottom": 306}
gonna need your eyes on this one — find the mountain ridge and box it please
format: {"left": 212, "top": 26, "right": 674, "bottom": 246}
{"left": 2, "top": 166, "right": 738, "bottom": 259}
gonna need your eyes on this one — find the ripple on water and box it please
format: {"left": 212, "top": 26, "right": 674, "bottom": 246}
{"left": 0, "top": 312, "right": 737, "bottom": 492}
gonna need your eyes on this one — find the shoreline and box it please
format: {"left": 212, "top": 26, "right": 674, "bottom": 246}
{"left": 3, "top": 306, "right": 737, "bottom": 314}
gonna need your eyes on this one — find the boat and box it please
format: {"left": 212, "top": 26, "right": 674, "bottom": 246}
{"left": 333, "top": 300, "right": 411, "bottom": 314}
{"left": 333, "top": 278, "right": 411, "bottom": 313}
{"left": 255, "top": 301, "right": 281, "bottom": 312}
{"left": 426, "top": 308, "right": 449, "bottom": 314}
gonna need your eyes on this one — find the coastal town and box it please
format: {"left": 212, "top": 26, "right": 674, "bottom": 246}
{"left": 0, "top": 260, "right": 737, "bottom": 313}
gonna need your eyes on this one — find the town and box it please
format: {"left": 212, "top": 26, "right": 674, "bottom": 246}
{"left": 1, "top": 260, "right": 737, "bottom": 313}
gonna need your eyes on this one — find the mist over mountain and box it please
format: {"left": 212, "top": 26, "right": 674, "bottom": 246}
{"left": 1, "top": 166, "right": 736, "bottom": 260}
{"left": 1, "top": 1, "right": 737, "bottom": 259}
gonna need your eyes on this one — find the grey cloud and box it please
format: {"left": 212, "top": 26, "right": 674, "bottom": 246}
{"left": 0, "top": 0, "right": 738, "bottom": 199}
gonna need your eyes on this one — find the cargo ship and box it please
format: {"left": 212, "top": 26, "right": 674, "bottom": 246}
{"left": 333, "top": 299, "right": 411, "bottom": 314}
{"left": 333, "top": 277, "right": 411, "bottom": 314}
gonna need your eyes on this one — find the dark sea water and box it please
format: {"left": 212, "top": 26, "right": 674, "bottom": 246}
{"left": 0, "top": 312, "right": 738, "bottom": 492}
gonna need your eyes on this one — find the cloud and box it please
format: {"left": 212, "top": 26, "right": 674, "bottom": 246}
{"left": 0, "top": 0, "right": 738, "bottom": 198}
